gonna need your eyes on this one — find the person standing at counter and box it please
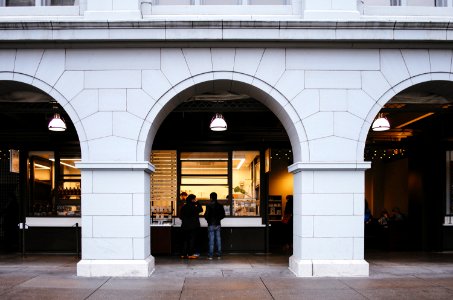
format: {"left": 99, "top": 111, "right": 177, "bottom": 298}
{"left": 204, "top": 192, "right": 225, "bottom": 260}
{"left": 179, "top": 194, "right": 200, "bottom": 259}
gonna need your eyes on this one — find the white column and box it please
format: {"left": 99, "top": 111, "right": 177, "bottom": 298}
{"left": 288, "top": 162, "right": 370, "bottom": 277}
{"left": 76, "top": 161, "right": 154, "bottom": 277}
{"left": 303, "top": 0, "right": 360, "bottom": 19}
{"left": 84, "top": 0, "right": 141, "bottom": 20}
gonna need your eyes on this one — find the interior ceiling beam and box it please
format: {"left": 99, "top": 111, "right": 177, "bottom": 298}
{"left": 173, "top": 99, "right": 270, "bottom": 113}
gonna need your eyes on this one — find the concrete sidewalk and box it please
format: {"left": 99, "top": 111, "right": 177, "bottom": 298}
{"left": 0, "top": 251, "right": 453, "bottom": 299}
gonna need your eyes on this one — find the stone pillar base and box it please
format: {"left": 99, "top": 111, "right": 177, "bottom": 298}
{"left": 289, "top": 256, "right": 369, "bottom": 277}
{"left": 77, "top": 256, "right": 155, "bottom": 277}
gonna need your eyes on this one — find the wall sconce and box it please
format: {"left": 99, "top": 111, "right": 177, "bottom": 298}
{"left": 210, "top": 113, "right": 227, "bottom": 131}
{"left": 372, "top": 113, "right": 390, "bottom": 131}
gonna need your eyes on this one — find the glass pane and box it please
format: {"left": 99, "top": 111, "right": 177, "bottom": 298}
{"left": 6, "top": 0, "right": 34, "bottom": 6}
{"left": 181, "top": 152, "right": 228, "bottom": 160}
{"left": 56, "top": 157, "right": 81, "bottom": 216}
{"left": 29, "top": 152, "right": 54, "bottom": 216}
{"left": 180, "top": 185, "right": 229, "bottom": 202}
{"left": 364, "top": 0, "right": 395, "bottom": 5}
{"left": 181, "top": 152, "right": 228, "bottom": 174}
{"left": 181, "top": 161, "right": 228, "bottom": 175}
{"left": 49, "top": 0, "right": 76, "bottom": 6}
{"left": 232, "top": 151, "right": 260, "bottom": 216}
{"left": 249, "top": 0, "right": 288, "bottom": 4}
{"left": 180, "top": 152, "right": 229, "bottom": 207}
{"left": 202, "top": 0, "right": 240, "bottom": 4}
{"left": 181, "top": 176, "right": 228, "bottom": 185}
{"left": 406, "top": 0, "right": 436, "bottom": 6}
{"left": 155, "top": 0, "right": 193, "bottom": 4}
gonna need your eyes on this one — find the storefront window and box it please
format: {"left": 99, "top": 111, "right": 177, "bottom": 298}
{"left": 4, "top": 0, "right": 34, "bottom": 6}
{"left": 1, "top": 0, "right": 76, "bottom": 6}
{"left": 28, "top": 152, "right": 80, "bottom": 217}
{"left": 180, "top": 152, "right": 229, "bottom": 215}
{"left": 56, "top": 157, "right": 81, "bottom": 217}
{"left": 29, "top": 152, "right": 54, "bottom": 216}
{"left": 232, "top": 151, "right": 260, "bottom": 216}
{"left": 153, "top": 150, "right": 263, "bottom": 218}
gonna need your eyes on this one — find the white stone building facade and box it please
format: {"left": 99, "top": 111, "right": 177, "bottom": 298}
{"left": 0, "top": 0, "right": 452, "bottom": 277}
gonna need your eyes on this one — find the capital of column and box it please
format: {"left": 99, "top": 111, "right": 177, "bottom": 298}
{"left": 288, "top": 161, "right": 371, "bottom": 173}
{"left": 76, "top": 161, "right": 155, "bottom": 173}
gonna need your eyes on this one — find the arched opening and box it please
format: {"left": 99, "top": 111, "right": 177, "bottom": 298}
{"left": 0, "top": 80, "right": 81, "bottom": 254}
{"left": 146, "top": 79, "right": 298, "bottom": 257}
{"left": 365, "top": 80, "right": 453, "bottom": 253}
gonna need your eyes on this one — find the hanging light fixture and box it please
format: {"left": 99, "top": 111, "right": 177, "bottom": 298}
{"left": 48, "top": 101, "right": 66, "bottom": 132}
{"left": 48, "top": 113, "right": 66, "bottom": 131}
{"left": 210, "top": 113, "right": 227, "bottom": 131}
{"left": 372, "top": 113, "right": 390, "bottom": 131}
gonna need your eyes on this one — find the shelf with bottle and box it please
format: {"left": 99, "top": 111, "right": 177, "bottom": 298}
{"left": 56, "top": 204, "right": 81, "bottom": 217}
{"left": 151, "top": 201, "right": 174, "bottom": 225}
{"left": 268, "top": 195, "right": 282, "bottom": 221}
{"left": 57, "top": 180, "right": 81, "bottom": 204}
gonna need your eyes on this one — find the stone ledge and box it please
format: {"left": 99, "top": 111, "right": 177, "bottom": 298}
{"left": 288, "top": 161, "right": 372, "bottom": 173}
{"left": 76, "top": 161, "right": 155, "bottom": 173}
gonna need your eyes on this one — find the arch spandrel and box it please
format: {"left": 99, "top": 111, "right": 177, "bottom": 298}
{"left": 139, "top": 72, "right": 306, "bottom": 163}
{"left": 0, "top": 73, "right": 86, "bottom": 159}
{"left": 357, "top": 73, "right": 453, "bottom": 162}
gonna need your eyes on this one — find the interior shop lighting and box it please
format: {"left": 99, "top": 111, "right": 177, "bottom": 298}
{"left": 210, "top": 113, "right": 227, "bottom": 131}
{"left": 235, "top": 158, "right": 245, "bottom": 170}
{"left": 49, "top": 158, "right": 77, "bottom": 169}
{"left": 372, "top": 113, "right": 390, "bottom": 131}
{"left": 48, "top": 113, "right": 66, "bottom": 132}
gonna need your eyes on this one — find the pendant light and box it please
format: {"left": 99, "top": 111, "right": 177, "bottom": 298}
{"left": 210, "top": 113, "right": 227, "bottom": 131}
{"left": 48, "top": 101, "right": 66, "bottom": 132}
{"left": 48, "top": 113, "right": 66, "bottom": 131}
{"left": 372, "top": 113, "right": 390, "bottom": 132}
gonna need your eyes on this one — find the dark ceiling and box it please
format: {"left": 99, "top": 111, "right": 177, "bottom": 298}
{"left": 1, "top": 80, "right": 453, "bottom": 158}
{"left": 0, "top": 81, "right": 79, "bottom": 154}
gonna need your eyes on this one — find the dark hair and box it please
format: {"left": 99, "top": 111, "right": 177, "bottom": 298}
{"left": 210, "top": 192, "right": 217, "bottom": 202}
{"left": 186, "top": 194, "right": 196, "bottom": 204}
{"left": 180, "top": 192, "right": 188, "bottom": 197}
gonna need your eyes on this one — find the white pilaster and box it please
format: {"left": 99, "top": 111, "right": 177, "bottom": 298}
{"left": 76, "top": 161, "right": 155, "bottom": 277}
{"left": 84, "top": 0, "right": 141, "bottom": 20}
{"left": 303, "top": 0, "right": 360, "bottom": 20}
{"left": 288, "top": 162, "right": 370, "bottom": 277}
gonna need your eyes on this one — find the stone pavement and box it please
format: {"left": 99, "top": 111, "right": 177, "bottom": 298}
{"left": 0, "top": 251, "right": 453, "bottom": 299}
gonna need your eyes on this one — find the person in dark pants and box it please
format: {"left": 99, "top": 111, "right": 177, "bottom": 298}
{"left": 179, "top": 194, "right": 200, "bottom": 259}
{"left": 204, "top": 192, "right": 225, "bottom": 259}
{"left": 282, "top": 195, "right": 293, "bottom": 252}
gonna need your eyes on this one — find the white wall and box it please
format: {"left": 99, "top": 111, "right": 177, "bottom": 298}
{"left": 1, "top": 46, "right": 452, "bottom": 277}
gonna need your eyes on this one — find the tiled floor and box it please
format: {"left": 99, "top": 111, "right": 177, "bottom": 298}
{"left": 0, "top": 251, "right": 453, "bottom": 299}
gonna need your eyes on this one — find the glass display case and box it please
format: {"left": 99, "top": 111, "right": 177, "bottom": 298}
{"left": 232, "top": 151, "right": 260, "bottom": 216}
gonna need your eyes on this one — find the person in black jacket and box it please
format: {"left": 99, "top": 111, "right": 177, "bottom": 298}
{"left": 179, "top": 194, "right": 201, "bottom": 259}
{"left": 204, "top": 192, "right": 225, "bottom": 259}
